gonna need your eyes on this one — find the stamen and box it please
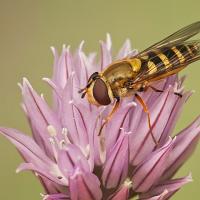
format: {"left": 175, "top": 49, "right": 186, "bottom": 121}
{"left": 49, "top": 137, "right": 58, "bottom": 161}
{"left": 99, "top": 134, "right": 106, "bottom": 163}
{"left": 47, "top": 125, "right": 57, "bottom": 137}
{"left": 123, "top": 178, "right": 133, "bottom": 188}
{"left": 62, "top": 128, "right": 71, "bottom": 144}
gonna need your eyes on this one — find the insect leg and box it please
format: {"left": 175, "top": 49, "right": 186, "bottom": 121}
{"left": 135, "top": 93, "right": 158, "bottom": 145}
{"left": 174, "top": 92, "right": 183, "bottom": 98}
{"left": 150, "top": 86, "right": 182, "bottom": 97}
{"left": 149, "top": 86, "right": 164, "bottom": 93}
{"left": 98, "top": 97, "right": 120, "bottom": 136}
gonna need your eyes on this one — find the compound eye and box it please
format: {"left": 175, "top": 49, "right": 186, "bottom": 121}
{"left": 93, "top": 79, "right": 111, "bottom": 105}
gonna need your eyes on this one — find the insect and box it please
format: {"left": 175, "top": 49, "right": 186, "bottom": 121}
{"left": 79, "top": 21, "right": 200, "bottom": 144}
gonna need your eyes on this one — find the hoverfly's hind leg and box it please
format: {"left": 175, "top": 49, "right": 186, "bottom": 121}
{"left": 150, "top": 85, "right": 182, "bottom": 97}
{"left": 149, "top": 85, "right": 164, "bottom": 93}
{"left": 135, "top": 93, "right": 158, "bottom": 146}
{"left": 98, "top": 97, "right": 120, "bottom": 136}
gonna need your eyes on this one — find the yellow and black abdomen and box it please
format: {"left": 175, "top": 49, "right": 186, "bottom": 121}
{"left": 162, "top": 44, "right": 198, "bottom": 65}
{"left": 138, "top": 43, "right": 200, "bottom": 82}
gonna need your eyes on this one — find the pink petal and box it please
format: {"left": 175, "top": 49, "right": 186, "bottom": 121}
{"left": 139, "top": 190, "right": 168, "bottom": 200}
{"left": 140, "top": 174, "right": 192, "bottom": 199}
{"left": 130, "top": 89, "right": 171, "bottom": 165}
{"left": 42, "top": 193, "right": 69, "bottom": 200}
{"left": 102, "top": 132, "right": 129, "bottom": 188}
{"left": 17, "top": 163, "right": 66, "bottom": 185}
{"left": 0, "top": 127, "right": 53, "bottom": 165}
{"left": 105, "top": 102, "right": 135, "bottom": 154}
{"left": 108, "top": 179, "right": 132, "bottom": 200}
{"left": 39, "top": 177, "right": 65, "bottom": 194}
{"left": 132, "top": 138, "right": 174, "bottom": 192}
{"left": 52, "top": 45, "right": 72, "bottom": 89}
{"left": 161, "top": 116, "right": 200, "bottom": 180}
{"left": 57, "top": 144, "right": 91, "bottom": 178}
{"left": 116, "top": 39, "right": 132, "bottom": 59}
{"left": 100, "top": 34, "right": 112, "bottom": 70}
{"left": 61, "top": 76, "right": 89, "bottom": 147}
{"left": 69, "top": 168, "right": 102, "bottom": 200}
{"left": 21, "top": 78, "right": 62, "bottom": 158}
{"left": 159, "top": 90, "right": 192, "bottom": 145}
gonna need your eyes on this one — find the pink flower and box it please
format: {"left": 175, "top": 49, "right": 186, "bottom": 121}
{"left": 0, "top": 34, "right": 199, "bottom": 200}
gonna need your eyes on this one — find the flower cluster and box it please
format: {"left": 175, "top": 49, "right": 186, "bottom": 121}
{"left": 0, "top": 34, "right": 200, "bottom": 200}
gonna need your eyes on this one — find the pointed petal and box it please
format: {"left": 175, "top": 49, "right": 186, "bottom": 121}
{"left": 130, "top": 84, "right": 191, "bottom": 166}
{"left": 43, "top": 78, "right": 63, "bottom": 99}
{"left": 57, "top": 144, "right": 91, "bottom": 178}
{"left": 108, "top": 179, "right": 132, "bottom": 200}
{"left": 41, "top": 193, "right": 70, "bottom": 200}
{"left": 69, "top": 168, "right": 102, "bottom": 200}
{"left": 17, "top": 163, "right": 67, "bottom": 185}
{"left": 52, "top": 45, "right": 72, "bottom": 89}
{"left": 158, "top": 90, "right": 192, "bottom": 145}
{"left": 100, "top": 35, "right": 112, "bottom": 70}
{"left": 39, "top": 177, "right": 65, "bottom": 194}
{"left": 161, "top": 116, "right": 200, "bottom": 180}
{"left": 105, "top": 102, "right": 136, "bottom": 154}
{"left": 140, "top": 174, "right": 192, "bottom": 199}
{"left": 102, "top": 132, "right": 129, "bottom": 188}
{"left": 132, "top": 138, "right": 174, "bottom": 192}
{"left": 72, "top": 44, "right": 89, "bottom": 90}
{"left": 116, "top": 39, "right": 132, "bottom": 59}
{"left": 61, "top": 75, "right": 87, "bottom": 146}
{"left": 139, "top": 190, "right": 168, "bottom": 200}
{"left": 130, "top": 89, "right": 170, "bottom": 165}
{"left": 21, "top": 79, "right": 62, "bottom": 158}
{"left": 22, "top": 78, "right": 62, "bottom": 134}
{"left": 0, "top": 127, "right": 53, "bottom": 165}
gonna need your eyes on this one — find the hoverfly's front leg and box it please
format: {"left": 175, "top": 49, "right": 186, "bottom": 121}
{"left": 135, "top": 93, "right": 158, "bottom": 146}
{"left": 98, "top": 97, "right": 120, "bottom": 136}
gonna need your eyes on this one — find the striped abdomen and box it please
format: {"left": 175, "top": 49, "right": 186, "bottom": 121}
{"left": 132, "top": 43, "right": 200, "bottom": 84}
{"left": 141, "top": 44, "right": 199, "bottom": 75}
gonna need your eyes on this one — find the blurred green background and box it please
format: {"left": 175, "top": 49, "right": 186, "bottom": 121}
{"left": 0, "top": 0, "right": 200, "bottom": 199}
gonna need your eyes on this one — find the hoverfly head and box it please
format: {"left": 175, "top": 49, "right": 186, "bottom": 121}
{"left": 79, "top": 72, "right": 112, "bottom": 106}
{"left": 78, "top": 72, "right": 98, "bottom": 99}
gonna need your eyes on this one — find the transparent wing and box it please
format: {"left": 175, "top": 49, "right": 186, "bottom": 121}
{"left": 138, "top": 21, "right": 200, "bottom": 56}
{"left": 132, "top": 40, "right": 200, "bottom": 84}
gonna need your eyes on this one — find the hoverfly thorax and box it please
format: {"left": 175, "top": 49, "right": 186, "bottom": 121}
{"left": 101, "top": 59, "right": 142, "bottom": 97}
{"left": 79, "top": 72, "right": 114, "bottom": 106}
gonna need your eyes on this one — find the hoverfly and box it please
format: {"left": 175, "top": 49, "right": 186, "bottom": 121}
{"left": 79, "top": 21, "right": 200, "bottom": 144}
